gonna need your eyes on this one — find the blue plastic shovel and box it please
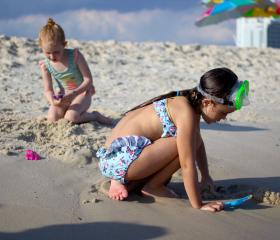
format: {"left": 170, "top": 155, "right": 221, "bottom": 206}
{"left": 224, "top": 194, "right": 252, "bottom": 209}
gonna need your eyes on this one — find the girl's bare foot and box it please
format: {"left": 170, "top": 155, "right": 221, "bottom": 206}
{"left": 92, "top": 111, "right": 116, "bottom": 126}
{"left": 141, "top": 185, "right": 178, "bottom": 200}
{"left": 108, "top": 179, "right": 128, "bottom": 201}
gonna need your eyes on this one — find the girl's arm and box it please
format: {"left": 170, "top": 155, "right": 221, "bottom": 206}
{"left": 173, "top": 98, "right": 223, "bottom": 211}
{"left": 40, "top": 62, "right": 54, "bottom": 105}
{"left": 196, "top": 139, "right": 210, "bottom": 178}
{"left": 174, "top": 99, "right": 202, "bottom": 209}
{"left": 196, "top": 138, "right": 215, "bottom": 192}
{"left": 72, "top": 50, "right": 94, "bottom": 96}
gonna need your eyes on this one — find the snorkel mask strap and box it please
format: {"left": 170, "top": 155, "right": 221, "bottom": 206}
{"left": 197, "top": 80, "right": 250, "bottom": 110}
{"left": 197, "top": 84, "right": 225, "bottom": 104}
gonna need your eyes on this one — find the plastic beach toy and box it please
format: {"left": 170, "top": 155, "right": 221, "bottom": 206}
{"left": 53, "top": 93, "right": 64, "bottom": 100}
{"left": 25, "top": 149, "right": 41, "bottom": 160}
{"left": 224, "top": 194, "right": 252, "bottom": 209}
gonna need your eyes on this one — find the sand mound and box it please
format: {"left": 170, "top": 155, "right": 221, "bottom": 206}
{"left": 0, "top": 113, "right": 111, "bottom": 166}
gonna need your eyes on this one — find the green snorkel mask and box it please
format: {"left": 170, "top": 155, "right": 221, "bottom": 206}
{"left": 197, "top": 80, "right": 250, "bottom": 111}
{"left": 228, "top": 80, "right": 250, "bottom": 110}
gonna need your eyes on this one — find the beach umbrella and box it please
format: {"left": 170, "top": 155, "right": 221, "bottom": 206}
{"left": 243, "top": 1, "right": 280, "bottom": 17}
{"left": 202, "top": 0, "right": 224, "bottom": 7}
{"left": 196, "top": 0, "right": 255, "bottom": 26}
{"left": 196, "top": 0, "right": 280, "bottom": 26}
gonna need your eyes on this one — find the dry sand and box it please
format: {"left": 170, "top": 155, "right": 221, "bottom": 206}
{"left": 0, "top": 35, "right": 280, "bottom": 239}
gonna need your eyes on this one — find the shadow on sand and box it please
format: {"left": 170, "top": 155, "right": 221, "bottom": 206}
{"left": 200, "top": 122, "right": 267, "bottom": 132}
{"left": 169, "top": 176, "right": 280, "bottom": 211}
{"left": 0, "top": 222, "right": 168, "bottom": 240}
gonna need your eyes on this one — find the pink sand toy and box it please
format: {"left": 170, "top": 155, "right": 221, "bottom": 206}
{"left": 25, "top": 149, "right": 41, "bottom": 160}
{"left": 52, "top": 93, "right": 64, "bottom": 100}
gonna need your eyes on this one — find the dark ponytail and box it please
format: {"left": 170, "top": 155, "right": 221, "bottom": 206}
{"left": 199, "top": 67, "right": 238, "bottom": 99}
{"left": 125, "top": 88, "right": 203, "bottom": 113}
{"left": 125, "top": 67, "right": 238, "bottom": 114}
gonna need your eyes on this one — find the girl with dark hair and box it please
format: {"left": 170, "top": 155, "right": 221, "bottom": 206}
{"left": 97, "top": 67, "right": 250, "bottom": 212}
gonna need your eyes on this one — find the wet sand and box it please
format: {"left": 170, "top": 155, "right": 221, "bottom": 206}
{"left": 0, "top": 35, "right": 279, "bottom": 239}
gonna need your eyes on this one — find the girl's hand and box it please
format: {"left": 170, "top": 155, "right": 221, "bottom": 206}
{"left": 60, "top": 91, "right": 77, "bottom": 105}
{"left": 52, "top": 98, "right": 64, "bottom": 107}
{"left": 52, "top": 94, "right": 70, "bottom": 107}
{"left": 200, "top": 175, "right": 215, "bottom": 193}
{"left": 200, "top": 201, "right": 224, "bottom": 212}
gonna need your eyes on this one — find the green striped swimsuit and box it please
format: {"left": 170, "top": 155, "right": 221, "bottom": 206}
{"left": 44, "top": 49, "right": 83, "bottom": 91}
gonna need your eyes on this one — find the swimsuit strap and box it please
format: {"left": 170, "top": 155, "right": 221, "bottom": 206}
{"left": 42, "top": 49, "right": 84, "bottom": 91}
{"left": 67, "top": 49, "right": 75, "bottom": 69}
{"left": 153, "top": 99, "right": 177, "bottom": 138}
{"left": 44, "top": 49, "right": 74, "bottom": 75}
{"left": 44, "top": 59, "right": 56, "bottom": 75}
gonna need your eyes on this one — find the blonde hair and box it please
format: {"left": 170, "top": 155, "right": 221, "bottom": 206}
{"left": 38, "top": 18, "right": 65, "bottom": 47}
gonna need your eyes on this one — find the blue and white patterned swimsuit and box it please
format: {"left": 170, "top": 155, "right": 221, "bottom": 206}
{"left": 97, "top": 136, "right": 151, "bottom": 184}
{"left": 153, "top": 98, "right": 177, "bottom": 137}
{"left": 96, "top": 98, "right": 176, "bottom": 183}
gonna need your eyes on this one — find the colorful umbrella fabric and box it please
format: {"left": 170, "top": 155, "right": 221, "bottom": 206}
{"left": 202, "top": 0, "right": 224, "bottom": 7}
{"left": 196, "top": 0, "right": 280, "bottom": 26}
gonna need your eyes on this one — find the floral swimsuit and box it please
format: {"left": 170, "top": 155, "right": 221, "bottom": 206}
{"left": 96, "top": 98, "right": 177, "bottom": 183}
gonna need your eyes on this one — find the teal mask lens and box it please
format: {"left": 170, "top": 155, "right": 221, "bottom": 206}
{"left": 234, "top": 80, "right": 249, "bottom": 110}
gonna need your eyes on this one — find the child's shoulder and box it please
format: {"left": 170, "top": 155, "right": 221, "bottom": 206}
{"left": 170, "top": 96, "right": 193, "bottom": 111}
{"left": 169, "top": 96, "right": 196, "bottom": 121}
{"left": 65, "top": 48, "right": 77, "bottom": 55}
{"left": 66, "top": 48, "right": 82, "bottom": 64}
{"left": 39, "top": 59, "right": 48, "bottom": 71}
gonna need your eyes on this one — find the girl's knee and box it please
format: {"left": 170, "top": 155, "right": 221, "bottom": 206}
{"left": 48, "top": 106, "right": 65, "bottom": 122}
{"left": 47, "top": 112, "right": 63, "bottom": 122}
{"left": 64, "top": 111, "right": 80, "bottom": 123}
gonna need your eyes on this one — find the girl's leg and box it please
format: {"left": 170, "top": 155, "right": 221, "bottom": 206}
{"left": 108, "top": 137, "right": 179, "bottom": 200}
{"left": 128, "top": 137, "right": 180, "bottom": 198}
{"left": 47, "top": 105, "right": 66, "bottom": 122}
{"left": 126, "top": 137, "right": 178, "bottom": 180}
{"left": 64, "top": 92, "right": 113, "bottom": 124}
{"left": 141, "top": 156, "right": 180, "bottom": 198}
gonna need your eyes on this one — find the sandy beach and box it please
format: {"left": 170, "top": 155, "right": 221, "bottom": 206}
{"left": 0, "top": 35, "right": 280, "bottom": 239}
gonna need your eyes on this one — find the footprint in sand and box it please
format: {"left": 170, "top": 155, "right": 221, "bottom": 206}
{"left": 81, "top": 181, "right": 280, "bottom": 207}
{"left": 79, "top": 181, "right": 104, "bottom": 206}
{"left": 201, "top": 184, "right": 280, "bottom": 206}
